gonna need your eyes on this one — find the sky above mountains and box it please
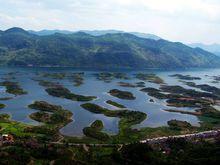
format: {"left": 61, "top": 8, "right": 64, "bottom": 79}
{"left": 0, "top": 0, "right": 219, "bottom": 44}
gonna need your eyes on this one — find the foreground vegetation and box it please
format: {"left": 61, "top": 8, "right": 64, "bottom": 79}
{"left": 0, "top": 132, "right": 219, "bottom": 164}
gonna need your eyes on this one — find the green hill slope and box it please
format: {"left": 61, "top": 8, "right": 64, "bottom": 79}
{"left": 0, "top": 27, "right": 219, "bottom": 68}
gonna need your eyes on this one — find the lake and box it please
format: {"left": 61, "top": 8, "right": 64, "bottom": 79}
{"left": 0, "top": 67, "right": 220, "bottom": 137}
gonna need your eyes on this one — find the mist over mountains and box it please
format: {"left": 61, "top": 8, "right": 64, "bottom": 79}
{"left": 28, "top": 29, "right": 161, "bottom": 40}
{"left": 0, "top": 27, "right": 220, "bottom": 69}
{"left": 189, "top": 43, "right": 220, "bottom": 56}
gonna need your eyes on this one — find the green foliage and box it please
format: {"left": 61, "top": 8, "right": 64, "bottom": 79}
{"left": 167, "top": 119, "right": 192, "bottom": 131}
{"left": 0, "top": 139, "right": 219, "bottom": 165}
{"left": 83, "top": 127, "right": 110, "bottom": 141}
{"left": 83, "top": 120, "right": 109, "bottom": 141}
{"left": 0, "top": 113, "right": 10, "bottom": 121}
{"left": 28, "top": 101, "right": 64, "bottom": 112}
{"left": 81, "top": 103, "right": 146, "bottom": 125}
{"left": 27, "top": 101, "right": 73, "bottom": 140}
{"left": 81, "top": 103, "right": 147, "bottom": 141}
{"left": 29, "top": 111, "right": 51, "bottom": 123}
{"left": 91, "top": 120, "right": 104, "bottom": 130}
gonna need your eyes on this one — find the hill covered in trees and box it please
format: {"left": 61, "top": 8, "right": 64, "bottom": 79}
{"left": 0, "top": 27, "right": 220, "bottom": 69}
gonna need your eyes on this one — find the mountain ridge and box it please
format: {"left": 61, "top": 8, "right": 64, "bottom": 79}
{"left": 189, "top": 43, "right": 220, "bottom": 56}
{"left": 0, "top": 27, "right": 220, "bottom": 69}
{"left": 28, "top": 29, "right": 161, "bottom": 40}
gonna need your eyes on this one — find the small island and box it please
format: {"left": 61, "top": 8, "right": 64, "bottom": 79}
{"left": 183, "top": 81, "right": 220, "bottom": 97}
{"left": 149, "top": 99, "right": 154, "bottom": 103}
{"left": 212, "top": 75, "right": 220, "bottom": 83}
{"left": 140, "top": 85, "right": 218, "bottom": 108}
{"left": 0, "top": 97, "right": 13, "bottom": 101}
{"left": 0, "top": 81, "right": 27, "bottom": 95}
{"left": 28, "top": 101, "right": 65, "bottom": 112}
{"left": 161, "top": 85, "right": 216, "bottom": 98}
{"left": 45, "top": 86, "right": 97, "bottom": 101}
{"left": 0, "top": 103, "right": 6, "bottom": 109}
{"left": 94, "top": 72, "right": 129, "bottom": 82}
{"left": 166, "top": 97, "right": 212, "bottom": 107}
{"left": 69, "top": 72, "right": 84, "bottom": 86}
{"left": 109, "top": 89, "right": 136, "bottom": 100}
{"left": 164, "top": 106, "right": 220, "bottom": 119}
{"left": 135, "top": 73, "right": 164, "bottom": 84}
{"left": 164, "top": 109, "right": 201, "bottom": 116}
{"left": 37, "top": 80, "right": 62, "bottom": 88}
{"left": 28, "top": 101, "right": 73, "bottom": 136}
{"left": 106, "top": 100, "right": 126, "bottom": 108}
{"left": 118, "top": 82, "right": 136, "bottom": 88}
{"left": 81, "top": 103, "right": 146, "bottom": 129}
{"left": 83, "top": 120, "right": 110, "bottom": 141}
{"left": 136, "top": 82, "right": 145, "bottom": 87}
{"left": 170, "top": 74, "right": 201, "bottom": 80}
{"left": 140, "top": 87, "right": 168, "bottom": 99}
{"left": 39, "top": 72, "right": 66, "bottom": 79}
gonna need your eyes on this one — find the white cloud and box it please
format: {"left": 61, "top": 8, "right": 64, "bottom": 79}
{"left": 0, "top": 0, "right": 219, "bottom": 44}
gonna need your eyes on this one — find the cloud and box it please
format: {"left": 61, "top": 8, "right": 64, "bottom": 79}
{"left": 0, "top": 0, "right": 219, "bottom": 44}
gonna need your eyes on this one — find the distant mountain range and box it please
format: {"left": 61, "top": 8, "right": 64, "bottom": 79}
{"left": 189, "top": 43, "right": 220, "bottom": 56}
{"left": 0, "top": 27, "right": 220, "bottom": 69}
{"left": 29, "top": 29, "right": 161, "bottom": 40}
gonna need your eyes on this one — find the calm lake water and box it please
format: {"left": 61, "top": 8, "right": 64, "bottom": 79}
{"left": 0, "top": 67, "right": 220, "bottom": 136}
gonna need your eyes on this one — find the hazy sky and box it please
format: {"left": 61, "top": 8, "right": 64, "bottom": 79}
{"left": 0, "top": 0, "right": 219, "bottom": 44}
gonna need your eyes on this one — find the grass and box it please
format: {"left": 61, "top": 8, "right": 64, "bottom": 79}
{"left": 0, "top": 114, "right": 42, "bottom": 138}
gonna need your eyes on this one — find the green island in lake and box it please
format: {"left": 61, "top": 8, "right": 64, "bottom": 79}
{"left": 0, "top": 103, "right": 6, "bottom": 109}
{"left": 109, "top": 89, "right": 136, "bottom": 100}
{"left": 0, "top": 81, "right": 27, "bottom": 95}
{"left": 106, "top": 100, "right": 126, "bottom": 108}
{"left": 45, "top": 86, "right": 97, "bottom": 101}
